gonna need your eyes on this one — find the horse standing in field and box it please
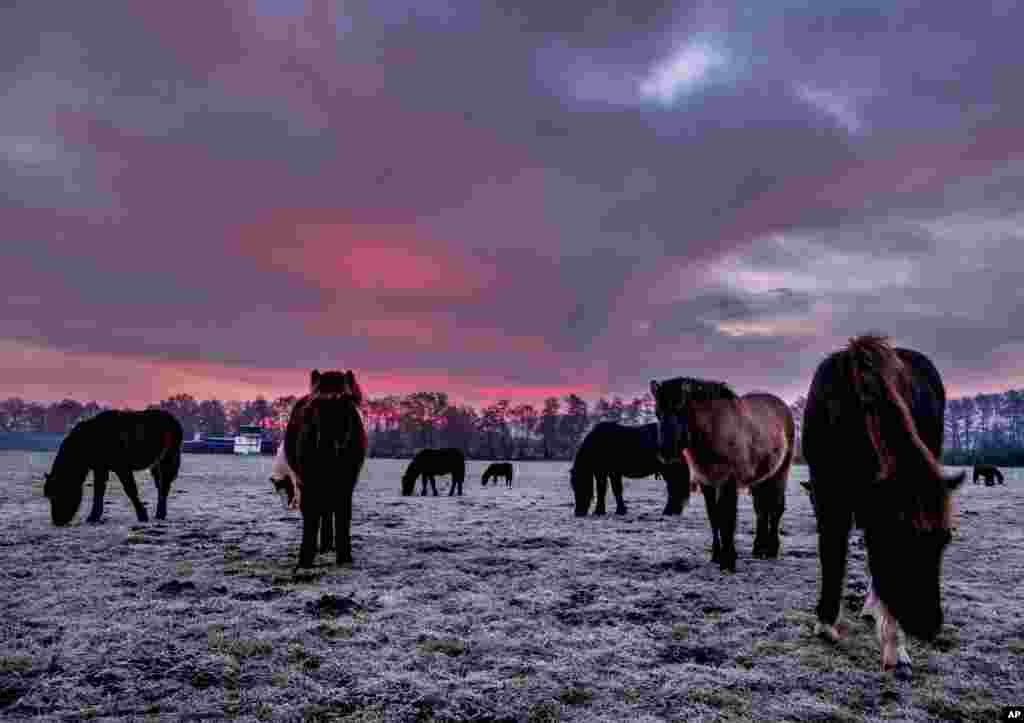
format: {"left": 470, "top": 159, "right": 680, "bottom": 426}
{"left": 972, "top": 463, "right": 1004, "bottom": 486}
{"left": 650, "top": 379, "right": 795, "bottom": 571}
{"left": 482, "top": 462, "right": 514, "bottom": 488}
{"left": 401, "top": 448, "right": 466, "bottom": 496}
{"left": 570, "top": 422, "right": 682, "bottom": 516}
{"left": 802, "top": 334, "right": 964, "bottom": 678}
{"left": 285, "top": 369, "right": 367, "bottom": 569}
{"left": 43, "top": 409, "right": 183, "bottom": 526}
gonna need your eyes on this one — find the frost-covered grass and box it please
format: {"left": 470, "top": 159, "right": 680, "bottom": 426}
{"left": 1, "top": 452, "right": 1020, "bottom": 722}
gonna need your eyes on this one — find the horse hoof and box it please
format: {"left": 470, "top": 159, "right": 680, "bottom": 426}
{"left": 615, "top": 509, "right": 627, "bottom": 516}
{"left": 593, "top": 510, "right": 606, "bottom": 516}
{"left": 890, "top": 662, "right": 913, "bottom": 681}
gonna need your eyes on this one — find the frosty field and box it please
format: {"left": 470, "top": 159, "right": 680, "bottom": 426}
{"left": 1, "top": 452, "right": 1020, "bottom": 722}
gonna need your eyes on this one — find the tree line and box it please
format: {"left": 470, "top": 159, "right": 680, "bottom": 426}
{"left": 2, "top": 388, "right": 1023, "bottom": 465}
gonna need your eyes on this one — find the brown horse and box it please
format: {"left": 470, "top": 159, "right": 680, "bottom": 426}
{"left": 650, "top": 378, "right": 795, "bottom": 572}
{"left": 802, "top": 335, "right": 964, "bottom": 678}
{"left": 43, "top": 409, "right": 183, "bottom": 526}
{"left": 285, "top": 369, "right": 367, "bottom": 569}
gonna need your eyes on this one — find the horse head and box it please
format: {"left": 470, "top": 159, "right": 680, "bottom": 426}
{"left": 862, "top": 469, "right": 964, "bottom": 639}
{"left": 650, "top": 378, "right": 692, "bottom": 467}
{"left": 310, "top": 369, "right": 364, "bottom": 405}
{"left": 43, "top": 465, "right": 86, "bottom": 527}
{"left": 400, "top": 462, "right": 418, "bottom": 496}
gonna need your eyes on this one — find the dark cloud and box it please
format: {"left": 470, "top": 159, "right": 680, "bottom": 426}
{"left": 3, "top": 0, "right": 1023, "bottom": 404}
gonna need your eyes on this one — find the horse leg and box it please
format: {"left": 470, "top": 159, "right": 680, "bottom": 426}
{"left": 814, "top": 502, "right": 853, "bottom": 642}
{"left": 861, "top": 571, "right": 880, "bottom": 621}
{"left": 420, "top": 475, "right": 428, "bottom": 496}
{"left": 116, "top": 470, "right": 149, "bottom": 522}
{"left": 702, "top": 484, "right": 720, "bottom": 564}
{"left": 430, "top": 475, "right": 439, "bottom": 496}
{"left": 875, "top": 595, "right": 913, "bottom": 678}
{"left": 152, "top": 447, "right": 179, "bottom": 520}
{"left": 593, "top": 474, "right": 609, "bottom": 515}
{"left": 751, "top": 473, "right": 787, "bottom": 559}
{"left": 86, "top": 469, "right": 109, "bottom": 523}
{"left": 610, "top": 474, "right": 627, "bottom": 515}
{"left": 715, "top": 482, "right": 739, "bottom": 573}
{"left": 335, "top": 488, "right": 354, "bottom": 565}
{"left": 320, "top": 510, "right": 335, "bottom": 553}
{"left": 298, "top": 507, "right": 319, "bottom": 569}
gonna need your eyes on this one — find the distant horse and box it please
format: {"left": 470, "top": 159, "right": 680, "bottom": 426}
{"left": 972, "top": 463, "right": 1004, "bottom": 486}
{"left": 802, "top": 335, "right": 964, "bottom": 678}
{"left": 482, "top": 462, "right": 514, "bottom": 488}
{"left": 285, "top": 369, "right": 367, "bottom": 568}
{"left": 570, "top": 422, "right": 681, "bottom": 516}
{"left": 269, "top": 442, "right": 300, "bottom": 510}
{"left": 651, "top": 378, "right": 795, "bottom": 571}
{"left": 43, "top": 409, "right": 183, "bottom": 526}
{"left": 401, "top": 448, "right": 466, "bottom": 496}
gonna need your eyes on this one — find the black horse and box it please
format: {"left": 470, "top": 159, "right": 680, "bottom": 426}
{"left": 570, "top": 422, "right": 680, "bottom": 516}
{"left": 401, "top": 448, "right": 466, "bottom": 496}
{"left": 802, "top": 334, "right": 964, "bottom": 677}
{"left": 972, "top": 463, "right": 1004, "bottom": 486}
{"left": 285, "top": 369, "right": 367, "bottom": 569}
{"left": 482, "top": 462, "right": 514, "bottom": 487}
{"left": 43, "top": 409, "right": 183, "bottom": 526}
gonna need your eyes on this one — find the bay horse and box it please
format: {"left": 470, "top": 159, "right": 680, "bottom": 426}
{"left": 401, "top": 448, "right": 466, "bottom": 496}
{"left": 802, "top": 334, "right": 964, "bottom": 677}
{"left": 481, "top": 462, "right": 514, "bottom": 488}
{"left": 285, "top": 369, "right": 367, "bottom": 569}
{"left": 650, "top": 379, "right": 795, "bottom": 571}
{"left": 570, "top": 422, "right": 682, "bottom": 516}
{"left": 43, "top": 409, "right": 183, "bottom": 526}
{"left": 972, "top": 463, "right": 1004, "bottom": 486}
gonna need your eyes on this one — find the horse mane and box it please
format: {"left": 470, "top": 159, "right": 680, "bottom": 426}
{"left": 661, "top": 376, "right": 737, "bottom": 403}
{"left": 844, "top": 333, "right": 962, "bottom": 530}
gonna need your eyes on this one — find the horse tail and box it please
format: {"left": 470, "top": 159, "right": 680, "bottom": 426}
{"left": 845, "top": 334, "right": 963, "bottom": 526}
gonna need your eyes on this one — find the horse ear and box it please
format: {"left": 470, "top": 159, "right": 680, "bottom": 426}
{"left": 946, "top": 471, "right": 966, "bottom": 491}
{"left": 650, "top": 380, "right": 659, "bottom": 397}
{"left": 310, "top": 369, "right": 320, "bottom": 389}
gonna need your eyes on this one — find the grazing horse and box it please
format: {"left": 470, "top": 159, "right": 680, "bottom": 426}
{"left": 482, "top": 462, "right": 514, "bottom": 488}
{"left": 285, "top": 369, "right": 367, "bottom": 569}
{"left": 802, "top": 335, "right": 964, "bottom": 678}
{"left": 570, "top": 422, "right": 682, "bottom": 516}
{"left": 972, "top": 463, "right": 1004, "bottom": 486}
{"left": 401, "top": 448, "right": 467, "bottom": 496}
{"left": 650, "top": 378, "right": 795, "bottom": 571}
{"left": 43, "top": 409, "right": 183, "bottom": 526}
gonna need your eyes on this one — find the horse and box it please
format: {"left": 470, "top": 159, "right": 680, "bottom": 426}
{"left": 650, "top": 378, "right": 795, "bottom": 571}
{"left": 802, "top": 334, "right": 964, "bottom": 678}
{"left": 972, "top": 463, "right": 1004, "bottom": 486}
{"left": 43, "top": 409, "right": 183, "bottom": 526}
{"left": 285, "top": 369, "right": 367, "bottom": 569}
{"left": 482, "top": 462, "right": 514, "bottom": 488}
{"left": 401, "top": 448, "right": 466, "bottom": 496}
{"left": 570, "top": 422, "right": 682, "bottom": 516}
{"left": 269, "top": 442, "right": 300, "bottom": 510}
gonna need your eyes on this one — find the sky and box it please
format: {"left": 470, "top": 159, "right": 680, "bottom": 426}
{"left": 3, "top": 0, "right": 1024, "bottom": 409}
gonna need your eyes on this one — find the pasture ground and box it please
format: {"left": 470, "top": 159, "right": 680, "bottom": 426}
{"left": 1, "top": 453, "right": 1020, "bottom": 722}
